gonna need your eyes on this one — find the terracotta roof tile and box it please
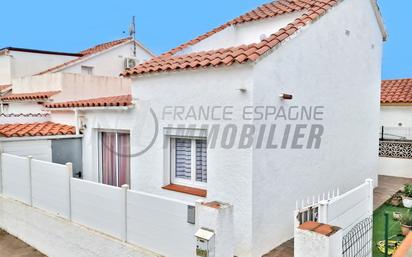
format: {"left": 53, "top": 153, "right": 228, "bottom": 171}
{"left": 123, "top": 0, "right": 340, "bottom": 77}
{"left": 0, "top": 122, "right": 76, "bottom": 138}
{"left": 78, "top": 37, "right": 133, "bottom": 56}
{"left": 43, "top": 95, "right": 132, "bottom": 109}
{"left": 1, "top": 91, "right": 60, "bottom": 102}
{"left": 0, "top": 84, "right": 11, "bottom": 91}
{"left": 37, "top": 37, "right": 133, "bottom": 75}
{"left": 381, "top": 79, "right": 412, "bottom": 104}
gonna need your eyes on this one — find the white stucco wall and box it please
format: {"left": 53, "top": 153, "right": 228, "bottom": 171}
{"left": 9, "top": 50, "right": 76, "bottom": 79}
{"left": 81, "top": 109, "right": 137, "bottom": 183}
{"left": 178, "top": 12, "right": 303, "bottom": 55}
{"left": 380, "top": 106, "right": 412, "bottom": 127}
{"left": 0, "top": 139, "right": 52, "bottom": 161}
{"left": 379, "top": 106, "right": 412, "bottom": 178}
{"left": 130, "top": 66, "right": 255, "bottom": 256}
{"left": 6, "top": 102, "right": 46, "bottom": 115}
{"left": 250, "top": 0, "right": 382, "bottom": 255}
{"left": 0, "top": 55, "right": 12, "bottom": 84}
{"left": 62, "top": 42, "right": 152, "bottom": 77}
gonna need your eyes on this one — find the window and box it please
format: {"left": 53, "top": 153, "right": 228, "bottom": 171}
{"left": 170, "top": 138, "right": 207, "bottom": 188}
{"left": 0, "top": 103, "right": 9, "bottom": 114}
{"left": 81, "top": 66, "right": 94, "bottom": 75}
{"left": 99, "top": 131, "right": 130, "bottom": 187}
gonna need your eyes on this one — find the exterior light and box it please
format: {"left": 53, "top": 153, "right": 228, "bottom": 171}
{"left": 280, "top": 93, "right": 293, "bottom": 100}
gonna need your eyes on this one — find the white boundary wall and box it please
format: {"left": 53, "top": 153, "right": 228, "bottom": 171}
{"left": 0, "top": 153, "right": 230, "bottom": 257}
{"left": 2, "top": 153, "right": 31, "bottom": 204}
{"left": 127, "top": 190, "right": 196, "bottom": 257}
{"left": 379, "top": 157, "right": 412, "bottom": 178}
{"left": 295, "top": 179, "right": 373, "bottom": 233}
{"left": 31, "top": 159, "right": 70, "bottom": 218}
{"left": 71, "top": 178, "right": 126, "bottom": 239}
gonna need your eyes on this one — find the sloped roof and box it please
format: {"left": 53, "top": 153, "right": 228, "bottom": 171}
{"left": 44, "top": 95, "right": 132, "bottom": 109}
{"left": 79, "top": 37, "right": 133, "bottom": 56}
{"left": 0, "top": 84, "right": 11, "bottom": 91}
{"left": 123, "top": 0, "right": 339, "bottom": 76}
{"left": 36, "top": 37, "right": 134, "bottom": 75}
{"left": 1, "top": 91, "right": 60, "bottom": 102}
{"left": 381, "top": 79, "right": 412, "bottom": 104}
{"left": 0, "top": 122, "right": 76, "bottom": 138}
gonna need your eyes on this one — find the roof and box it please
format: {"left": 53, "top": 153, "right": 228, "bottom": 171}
{"left": 43, "top": 95, "right": 132, "bottom": 109}
{"left": 36, "top": 37, "right": 134, "bottom": 75}
{"left": 1, "top": 91, "right": 60, "bottom": 102}
{"left": 123, "top": 0, "right": 385, "bottom": 77}
{"left": 0, "top": 47, "right": 82, "bottom": 57}
{"left": 0, "top": 84, "right": 11, "bottom": 91}
{"left": 381, "top": 79, "right": 412, "bottom": 104}
{"left": 0, "top": 122, "right": 76, "bottom": 138}
{"left": 123, "top": 0, "right": 340, "bottom": 76}
{"left": 79, "top": 37, "right": 133, "bottom": 56}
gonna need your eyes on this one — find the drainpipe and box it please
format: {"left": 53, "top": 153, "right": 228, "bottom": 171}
{"left": 74, "top": 109, "right": 80, "bottom": 135}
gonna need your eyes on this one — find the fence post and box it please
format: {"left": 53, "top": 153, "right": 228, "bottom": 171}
{"left": 318, "top": 200, "right": 329, "bottom": 224}
{"left": 294, "top": 209, "right": 301, "bottom": 229}
{"left": 0, "top": 151, "right": 3, "bottom": 195}
{"left": 66, "top": 162, "right": 73, "bottom": 221}
{"left": 27, "top": 156, "right": 33, "bottom": 206}
{"left": 121, "top": 184, "right": 129, "bottom": 242}
{"left": 365, "top": 178, "right": 374, "bottom": 216}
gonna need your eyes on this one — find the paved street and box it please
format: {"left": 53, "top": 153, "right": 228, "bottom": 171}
{"left": 0, "top": 230, "right": 45, "bottom": 257}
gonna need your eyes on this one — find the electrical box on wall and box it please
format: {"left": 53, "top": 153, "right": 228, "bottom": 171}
{"left": 195, "top": 228, "right": 215, "bottom": 257}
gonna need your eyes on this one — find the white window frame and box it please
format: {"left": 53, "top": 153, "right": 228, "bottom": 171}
{"left": 98, "top": 129, "right": 130, "bottom": 187}
{"left": 170, "top": 137, "right": 207, "bottom": 189}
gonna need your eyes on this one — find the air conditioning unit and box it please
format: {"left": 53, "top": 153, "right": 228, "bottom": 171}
{"left": 124, "top": 58, "right": 139, "bottom": 69}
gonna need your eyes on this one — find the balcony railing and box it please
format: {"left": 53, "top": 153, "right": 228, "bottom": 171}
{"left": 379, "top": 126, "right": 412, "bottom": 141}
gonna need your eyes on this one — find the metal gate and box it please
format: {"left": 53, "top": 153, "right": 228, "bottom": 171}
{"left": 342, "top": 217, "right": 373, "bottom": 257}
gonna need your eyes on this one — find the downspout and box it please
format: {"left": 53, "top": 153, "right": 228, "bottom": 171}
{"left": 74, "top": 108, "right": 80, "bottom": 135}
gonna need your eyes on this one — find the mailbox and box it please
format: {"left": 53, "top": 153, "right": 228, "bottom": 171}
{"left": 195, "top": 228, "right": 215, "bottom": 257}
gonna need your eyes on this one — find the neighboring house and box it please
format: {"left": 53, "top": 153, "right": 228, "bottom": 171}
{"left": 0, "top": 37, "right": 151, "bottom": 174}
{"left": 0, "top": 122, "right": 81, "bottom": 173}
{"left": 45, "top": 0, "right": 383, "bottom": 256}
{"left": 0, "top": 47, "right": 81, "bottom": 85}
{"left": 379, "top": 78, "right": 412, "bottom": 178}
{"left": 0, "top": 37, "right": 153, "bottom": 115}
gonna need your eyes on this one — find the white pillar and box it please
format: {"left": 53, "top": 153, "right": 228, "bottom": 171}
{"left": 66, "top": 162, "right": 73, "bottom": 220}
{"left": 196, "top": 200, "right": 234, "bottom": 257}
{"left": 0, "top": 151, "right": 3, "bottom": 194}
{"left": 121, "top": 184, "right": 129, "bottom": 242}
{"left": 295, "top": 221, "right": 343, "bottom": 257}
{"left": 365, "top": 178, "right": 374, "bottom": 215}
{"left": 318, "top": 200, "right": 329, "bottom": 223}
{"left": 27, "top": 155, "right": 33, "bottom": 206}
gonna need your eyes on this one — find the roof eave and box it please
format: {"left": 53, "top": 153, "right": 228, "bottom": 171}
{"left": 43, "top": 39, "right": 135, "bottom": 74}
{"left": 370, "top": 0, "right": 388, "bottom": 41}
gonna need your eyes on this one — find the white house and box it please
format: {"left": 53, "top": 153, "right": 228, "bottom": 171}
{"left": 0, "top": 37, "right": 153, "bottom": 115}
{"left": 379, "top": 78, "right": 412, "bottom": 178}
{"left": 38, "top": 0, "right": 385, "bottom": 256}
{"left": 0, "top": 37, "right": 152, "bottom": 174}
{"left": 0, "top": 46, "right": 81, "bottom": 85}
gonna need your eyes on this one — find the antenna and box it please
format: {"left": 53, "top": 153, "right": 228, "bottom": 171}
{"left": 129, "top": 16, "right": 137, "bottom": 57}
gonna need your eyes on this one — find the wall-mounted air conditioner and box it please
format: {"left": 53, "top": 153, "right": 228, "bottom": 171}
{"left": 124, "top": 57, "right": 139, "bottom": 69}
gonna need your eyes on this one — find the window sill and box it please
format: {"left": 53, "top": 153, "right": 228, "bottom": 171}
{"left": 162, "top": 184, "right": 207, "bottom": 197}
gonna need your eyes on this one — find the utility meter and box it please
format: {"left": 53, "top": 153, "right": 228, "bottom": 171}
{"left": 195, "top": 228, "right": 215, "bottom": 257}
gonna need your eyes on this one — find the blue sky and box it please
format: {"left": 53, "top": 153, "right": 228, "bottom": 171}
{"left": 0, "top": 1, "right": 408, "bottom": 79}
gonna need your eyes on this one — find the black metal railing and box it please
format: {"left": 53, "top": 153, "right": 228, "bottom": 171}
{"left": 380, "top": 126, "right": 412, "bottom": 141}
{"left": 342, "top": 217, "right": 373, "bottom": 257}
